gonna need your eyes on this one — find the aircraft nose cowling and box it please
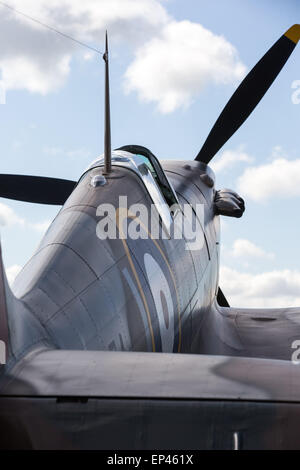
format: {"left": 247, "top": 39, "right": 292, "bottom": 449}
{"left": 214, "top": 189, "right": 245, "bottom": 218}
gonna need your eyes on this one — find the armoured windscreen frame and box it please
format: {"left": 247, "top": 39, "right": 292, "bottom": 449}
{"left": 116, "top": 145, "right": 179, "bottom": 209}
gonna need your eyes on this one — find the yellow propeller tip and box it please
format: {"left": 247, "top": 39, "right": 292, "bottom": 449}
{"left": 285, "top": 24, "right": 300, "bottom": 44}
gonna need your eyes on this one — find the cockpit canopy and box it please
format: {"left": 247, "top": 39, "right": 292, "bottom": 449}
{"left": 86, "top": 145, "right": 180, "bottom": 235}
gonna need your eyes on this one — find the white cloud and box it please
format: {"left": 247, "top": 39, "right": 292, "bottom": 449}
{"left": 44, "top": 146, "right": 91, "bottom": 159}
{"left": 0, "top": 0, "right": 169, "bottom": 94}
{"left": 0, "top": 53, "right": 71, "bottom": 94}
{"left": 237, "top": 157, "right": 300, "bottom": 202}
{"left": 210, "top": 148, "right": 253, "bottom": 173}
{"left": 0, "top": 202, "right": 24, "bottom": 227}
{"left": 28, "top": 219, "right": 51, "bottom": 233}
{"left": 0, "top": 201, "right": 50, "bottom": 233}
{"left": 229, "top": 238, "right": 274, "bottom": 260}
{"left": 124, "top": 20, "right": 246, "bottom": 113}
{"left": 270, "top": 145, "right": 287, "bottom": 160}
{"left": 0, "top": 1, "right": 247, "bottom": 112}
{"left": 6, "top": 264, "right": 22, "bottom": 285}
{"left": 220, "top": 265, "right": 300, "bottom": 308}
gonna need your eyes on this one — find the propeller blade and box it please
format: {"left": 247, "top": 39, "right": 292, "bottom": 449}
{"left": 195, "top": 24, "right": 300, "bottom": 163}
{"left": 217, "top": 287, "right": 230, "bottom": 307}
{"left": 0, "top": 175, "right": 76, "bottom": 205}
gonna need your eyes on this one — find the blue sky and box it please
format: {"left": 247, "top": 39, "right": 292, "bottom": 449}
{"left": 0, "top": 0, "right": 299, "bottom": 307}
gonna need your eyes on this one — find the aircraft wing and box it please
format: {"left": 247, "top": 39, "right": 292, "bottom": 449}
{"left": 0, "top": 347, "right": 299, "bottom": 400}
{"left": 1, "top": 348, "right": 300, "bottom": 449}
{"left": 207, "top": 301, "right": 300, "bottom": 361}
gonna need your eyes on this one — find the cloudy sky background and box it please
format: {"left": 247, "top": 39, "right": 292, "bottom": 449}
{"left": 0, "top": 0, "right": 299, "bottom": 308}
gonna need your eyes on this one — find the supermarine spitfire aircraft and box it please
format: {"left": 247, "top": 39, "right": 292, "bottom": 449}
{"left": 0, "top": 23, "right": 300, "bottom": 450}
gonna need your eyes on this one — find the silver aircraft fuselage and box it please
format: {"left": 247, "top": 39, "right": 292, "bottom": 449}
{"left": 2, "top": 149, "right": 300, "bottom": 450}
{"left": 10, "top": 151, "right": 219, "bottom": 356}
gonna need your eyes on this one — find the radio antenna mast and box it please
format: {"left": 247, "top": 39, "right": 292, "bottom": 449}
{"left": 103, "top": 31, "right": 112, "bottom": 175}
